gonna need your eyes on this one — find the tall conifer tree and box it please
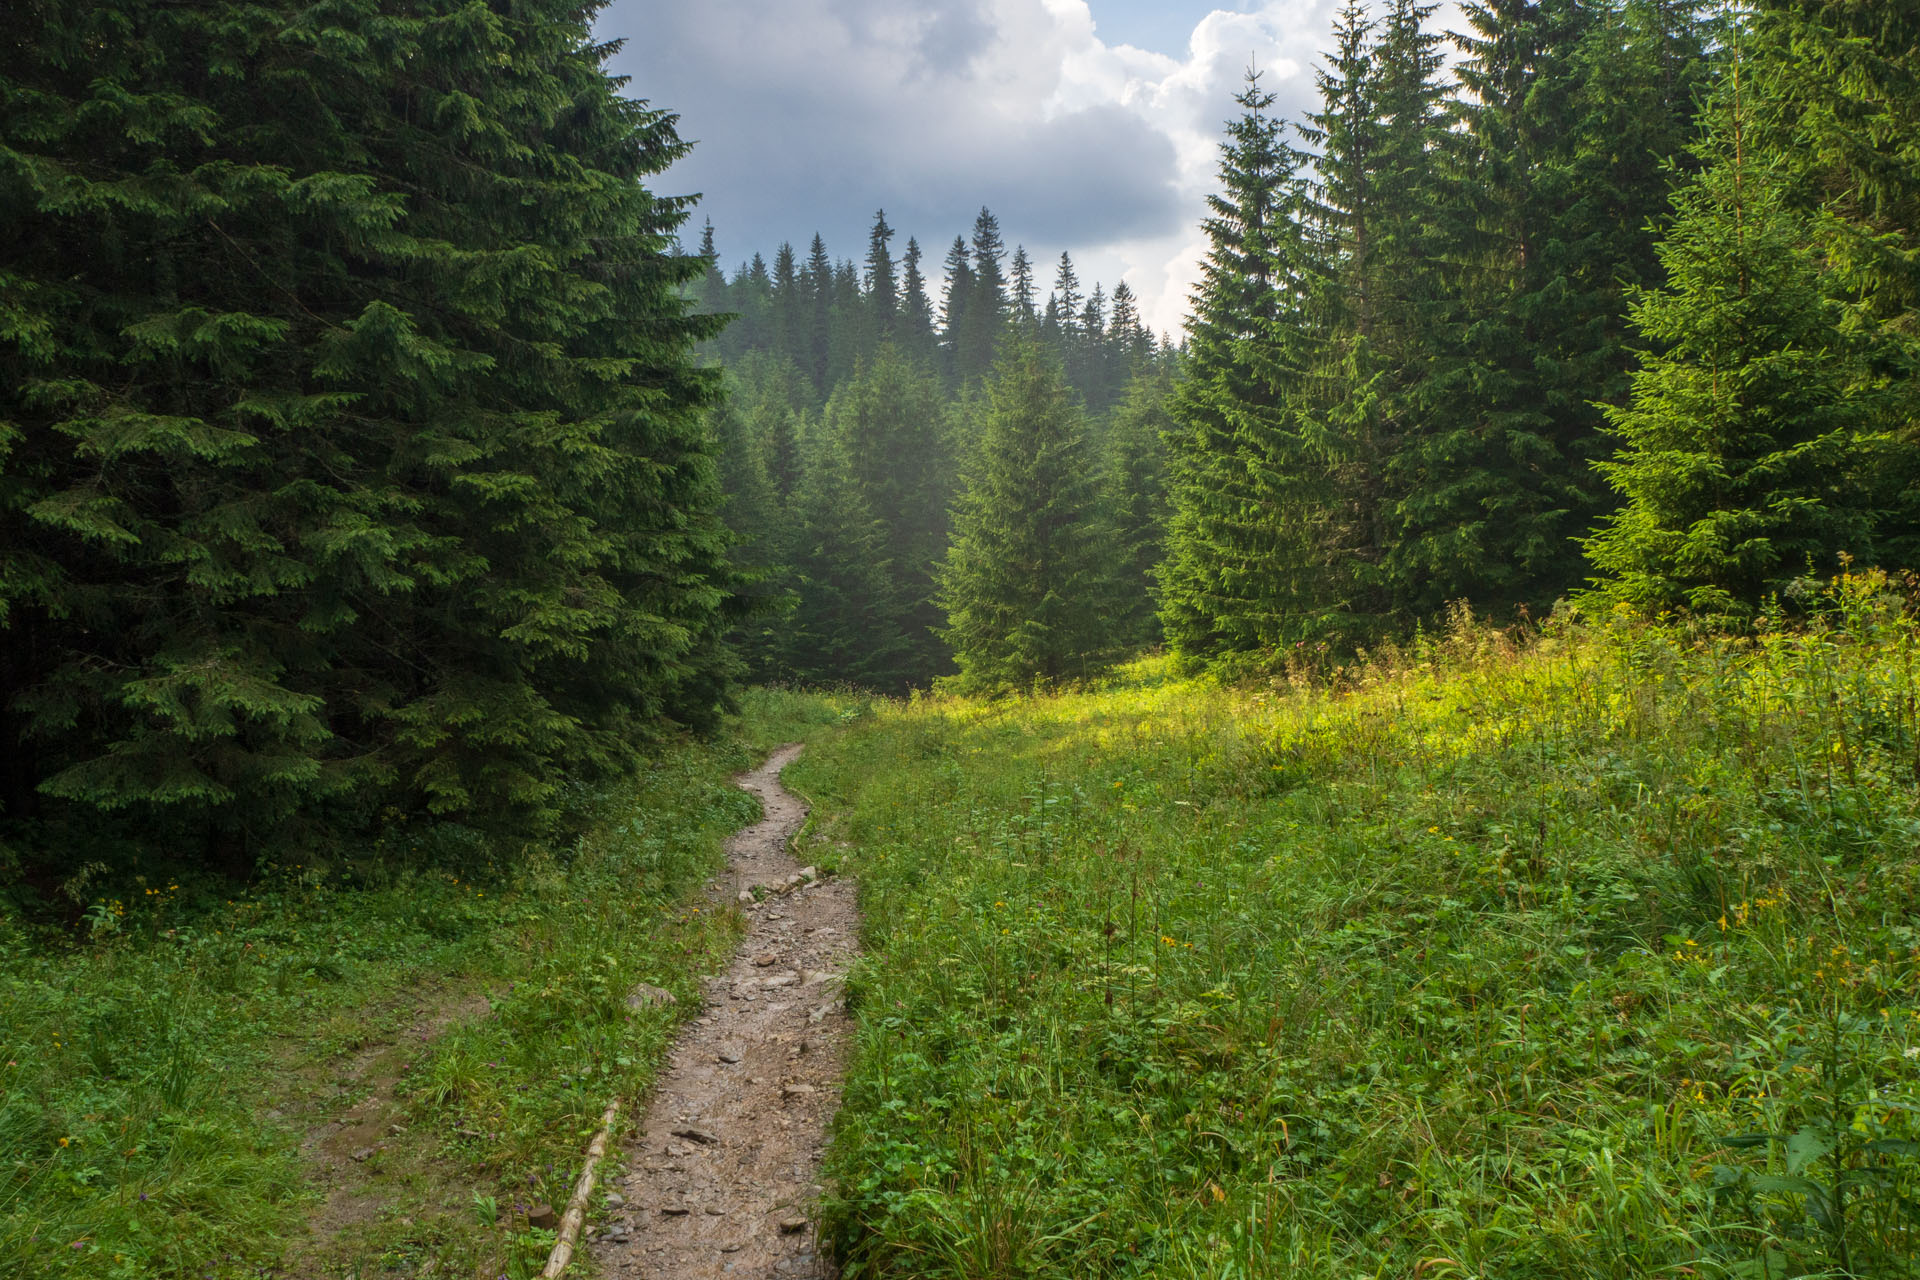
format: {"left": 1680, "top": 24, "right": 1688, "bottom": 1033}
{"left": 898, "top": 236, "right": 938, "bottom": 364}
{"left": 826, "top": 350, "right": 956, "bottom": 687}
{"left": 864, "top": 210, "right": 898, "bottom": 347}
{"left": 941, "top": 337, "right": 1108, "bottom": 690}
{"left": 1585, "top": 39, "right": 1893, "bottom": 617}
{"left": 0, "top": 0, "right": 739, "bottom": 855}
{"left": 938, "top": 235, "right": 974, "bottom": 381}
{"left": 1161, "top": 70, "right": 1323, "bottom": 660}
{"left": 1103, "top": 366, "right": 1177, "bottom": 648}
{"left": 1010, "top": 247, "right": 1038, "bottom": 322}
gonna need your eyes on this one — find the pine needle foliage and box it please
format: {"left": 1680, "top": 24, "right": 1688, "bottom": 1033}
{"left": 940, "top": 335, "right": 1108, "bottom": 692}
{"left": 1159, "top": 70, "right": 1323, "bottom": 661}
{"left": 1585, "top": 27, "right": 1904, "bottom": 618}
{"left": 0, "top": 0, "right": 738, "bottom": 865}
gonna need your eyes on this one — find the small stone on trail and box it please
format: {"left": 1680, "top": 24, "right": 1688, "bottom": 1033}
{"left": 737, "top": 889, "right": 754, "bottom": 905}
{"left": 605, "top": 1192, "right": 625, "bottom": 1207}
{"left": 797, "top": 866, "right": 819, "bottom": 882}
{"left": 779, "top": 1216, "right": 809, "bottom": 1234}
{"left": 716, "top": 1049, "right": 742, "bottom": 1064}
{"left": 781, "top": 1082, "right": 816, "bottom": 1099}
{"left": 626, "top": 983, "right": 676, "bottom": 1010}
{"left": 671, "top": 1126, "right": 718, "bottom": 1145}
{"left": 721, "top": 1242, "right": 743, "bottom": 1253}
{"left": 762, "top": 971, "right": 799, "bottom": 988}
{"left": 661, "top": 1205, "right": 691, "bottom": 1216}
{"left": 753, "top": 953, "right": 777, "bottom": 967}
{"left": 704, "top": 1205, "right": 725, "bottom": 1216}
{"left": 349, "top": 1146, "right": 376, "bottom": 1162}
{"left": 527, "top": 1204, "right": 558, "bottom": 1229}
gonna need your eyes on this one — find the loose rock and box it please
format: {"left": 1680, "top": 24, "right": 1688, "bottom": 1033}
{"left": 625, "top": 983, "right": 677, "bottom": 1011}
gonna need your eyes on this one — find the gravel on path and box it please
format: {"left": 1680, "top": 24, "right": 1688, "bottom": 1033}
{"left": 595, "top": 744, "right": 855, "bottom": 1280}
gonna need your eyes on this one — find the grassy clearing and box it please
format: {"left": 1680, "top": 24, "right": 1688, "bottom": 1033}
{"left": 0, "top": 693, "right": 847, "bottom": 1280}
{"left": 790, "top": 575, "right": 1920, "bottom": 1278}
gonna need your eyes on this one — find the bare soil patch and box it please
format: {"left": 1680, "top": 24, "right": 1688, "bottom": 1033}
{"left": 275, "top": 984, "right": 492, "bottom": 1276}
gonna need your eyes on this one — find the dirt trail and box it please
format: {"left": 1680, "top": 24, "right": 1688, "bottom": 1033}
{"left": 277, "top": 985, "right": 492, "bottom": 1277}
{"left": 595, "top": 744, "right": 854, "bottom": 1279}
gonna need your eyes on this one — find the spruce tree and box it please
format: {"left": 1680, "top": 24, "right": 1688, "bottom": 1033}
{"left": 1399, "top": 0, "right": 1711, "bottom": 620}
{"left": 959, "top": 208, "right": 1009, "bottom": 379}
{"left": 781, "top": 418, "right": 907, "bottom": 684}
{"left": 938, "top": 235, "right": 975, "bottom": 381}
{"left": 0, "top": 0, "right": 738, "bottom": 859}
{"left": 1745, "top": 0, "right": 1920, "bottom": 562}
{"left": 726, "top": 252, "right": 775, "bottom": 358}
{"left": 864, "top": 210, "right": 898, "bottom": 347}
{"left": 1584, "top": 54, "right": 1883, "bottom": 618}
{"left": 694, "top": 220, "right": 731, "bottom": 318}
{"left": 1160, "top": 70, "right": 1324, "bottom": 661}
{"left": 898, "top": 236, "right": 938, "bottom": 364}
{"left": 1298, "top": 0, "right": 1452, "bottom": 633}
{"left": 770, "top": 243, "right": 809, "bottom": 389}
{"left": 1108, "top": 282, "right": 1151, "bottom": 369}
{"left": 802, "top": 233, "right": 835, "bottom": 391}
{"left": 1102, "top": 366, "right": 1177, "bottom": 648}
{"left": 1052, "top": 253, "right": 1083, "bottom": 335}
{"left": 710, "top": 380, "right": 793, "bottom": 681}
{"left": 940, "top": 336, "right": 1108, "bottom": 691}
{"left": 1010, "top": 247, "right": 1038, "bottom": 323}
{"left": 825, "top": 349, "right": 956, "bottom": 688}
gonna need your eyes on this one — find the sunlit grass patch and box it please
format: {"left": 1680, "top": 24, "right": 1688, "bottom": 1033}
{"left": 796, "top": 574, "right": 1920, "bottom": 1278}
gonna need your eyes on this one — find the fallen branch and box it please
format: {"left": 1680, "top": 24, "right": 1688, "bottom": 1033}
{"left": 538, "top": 1097, "right": 621, "bottom": 1278}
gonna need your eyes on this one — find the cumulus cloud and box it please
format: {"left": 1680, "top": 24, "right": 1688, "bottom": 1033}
{"left": 598, "top": 1, "right": 1441, "bottom": 335}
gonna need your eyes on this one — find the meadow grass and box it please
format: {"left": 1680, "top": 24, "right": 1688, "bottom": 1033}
{"left": 0, "top": 688, "right": 852, "bottom": 1279}
{"left": 789, "top": 574, "right": 1920, "bottom": 1278}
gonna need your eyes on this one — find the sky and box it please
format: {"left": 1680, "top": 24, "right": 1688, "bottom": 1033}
{"left": 596, "top": 1, "right": 1452, "bottom": 338}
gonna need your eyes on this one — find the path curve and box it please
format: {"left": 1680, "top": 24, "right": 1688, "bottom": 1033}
{"left": 596, "top": 744, "right": 852, "bottom": 1279}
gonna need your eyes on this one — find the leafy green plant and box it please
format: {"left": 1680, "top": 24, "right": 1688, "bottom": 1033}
{"left": 794, "top": 574, "right": 1920, "bottom": 1278}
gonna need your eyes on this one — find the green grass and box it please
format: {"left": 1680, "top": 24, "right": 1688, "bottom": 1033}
{"left": 788, "top": 573, "right": 1920, "bottom": 1278}
{"left": 0, "top": 714, "right": 835, "bottom": 1279}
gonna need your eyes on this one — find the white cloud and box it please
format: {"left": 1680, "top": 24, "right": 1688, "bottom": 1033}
{"left": 598, "top": 1, "right": 1451, "bottom": 338}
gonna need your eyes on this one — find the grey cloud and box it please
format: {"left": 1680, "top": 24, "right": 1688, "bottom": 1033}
{"left": 913, "top": 3, "right": 997, "bottom": 74}
{"left": 599, "top": 0, "right": 1187, "bottom": 267}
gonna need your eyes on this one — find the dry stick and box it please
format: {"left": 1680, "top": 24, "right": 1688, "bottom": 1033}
{"left": 539, "top": 1097, "right": 622, "bottom": 1279}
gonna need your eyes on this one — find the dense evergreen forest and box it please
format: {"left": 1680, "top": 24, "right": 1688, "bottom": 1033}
{"left": 685, "top": 208, "right": 1178, "bottom": 691}
{"left": 5, "top": 4, "right": 1920, "bottom": 1278}
{"left": 0, "top": 1, "right": 743, "bottom": 876}
{"left": 3, "top": 0, "right": 1917, "bottom": 870}
{"left": 697, "top": 0, "right": 1920, "bottom": 691}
